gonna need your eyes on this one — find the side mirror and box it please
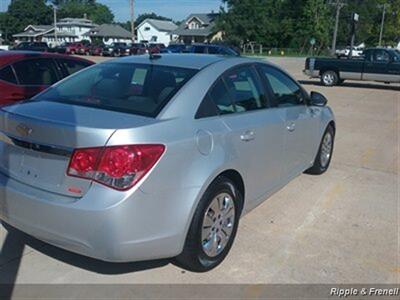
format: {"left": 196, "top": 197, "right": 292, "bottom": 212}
{"left": 309, "top": 91, "right": 328, "bottom": 107}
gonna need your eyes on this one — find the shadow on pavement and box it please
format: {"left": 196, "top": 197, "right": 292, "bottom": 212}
{"left": 299, "top": 80, "right": 400, "bottom": 91}
{"left": 1, "top": 223, "right": 170, "bottom": 277}
{"left": 0, "top": 232, "right": 24, "bottom": 300}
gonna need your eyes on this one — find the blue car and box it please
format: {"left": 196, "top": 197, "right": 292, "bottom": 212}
{"left": 185, "top": 44, "right": 240, "bottom": 56}
{"left": 162, "top": 43, "right": 240, "bottom": 56}
{"left": 161, "top": 44, "right": 186, "bottom": 54}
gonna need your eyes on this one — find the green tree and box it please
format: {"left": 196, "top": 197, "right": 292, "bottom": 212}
{"left": 4, "top": 0, "right": 52, "bottom": 36}
{"left": 297, "top": 0, "right": 332, "bottom": 52}
{"left": 56, "top": 1, "right": 114, "bottom": 24}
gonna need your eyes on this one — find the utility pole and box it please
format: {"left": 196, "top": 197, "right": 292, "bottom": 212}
{"left": 130, "top": 0, "right": 135, "bottom": 42}
{"left": 330, "top": 0, "right": 346, "bottom": 56}
{"left": 379, "top": 3, "right": 387, "bottom": 47}
{"left": 53, "top": 6, "right": 58, "bottom": 46}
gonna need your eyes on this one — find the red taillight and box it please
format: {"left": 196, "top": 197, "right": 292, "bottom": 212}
{"left": 67, "top": 145, "right": 165, "bottom": 191}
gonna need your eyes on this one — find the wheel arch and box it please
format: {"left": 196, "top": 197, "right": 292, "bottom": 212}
{"left": 216, "top": 169, "right": 245, "bottom": 211}
{"left": 319, "top": 67, "right": 340, "bottom": 78}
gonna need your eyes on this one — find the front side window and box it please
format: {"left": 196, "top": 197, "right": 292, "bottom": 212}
{"left": 223, "top": 66, "right": 266, "bottom": 112}
{"left": 0, "top": 66, "right": 17, "bottom": 84}
{"left": 259, "top": 66, "right": 305, "bottom": 107}
{"left": 34, "top": 63, "right": 198, "bottom": 117}
{"left": 13, "top": 58, "right": 58, "bottom": 86}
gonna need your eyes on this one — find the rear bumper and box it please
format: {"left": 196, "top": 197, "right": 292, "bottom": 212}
{"left": 303, "top": 69, "right": 319, "bottom": 78}
{"left": 0, "top": 171, "right": 200, "bottom": 262}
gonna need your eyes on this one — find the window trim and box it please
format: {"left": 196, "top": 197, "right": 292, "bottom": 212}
{"left": 255, "top": 63, "right": 310, "bottom": 108}
{"left": 195, "top": 63, "right": 273, "bottom": 119}
{"left": 0, "top": 65, "right": 19, "bottom": 86}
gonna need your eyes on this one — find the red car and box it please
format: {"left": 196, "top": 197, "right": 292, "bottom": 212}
{"left": 0, "top": 51, "right": 93, "bottom": 104}
{"left": 65, "top": 42, "right": 89, "bottom": 55}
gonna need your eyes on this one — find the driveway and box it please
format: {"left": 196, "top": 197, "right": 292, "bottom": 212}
{"left": 0, "top": 56, "right": 398, "bottom": 285}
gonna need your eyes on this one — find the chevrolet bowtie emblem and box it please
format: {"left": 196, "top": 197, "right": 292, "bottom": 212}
{"left": 16, "top": 124, "right": 33, "bottom": 136}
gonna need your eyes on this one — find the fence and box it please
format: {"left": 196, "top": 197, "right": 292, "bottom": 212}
{"left": 242, "top": 43, "right": 330, "bottom": 57}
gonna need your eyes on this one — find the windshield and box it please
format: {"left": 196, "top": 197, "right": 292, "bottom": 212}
{"left": 33, "top": 63, "right": 198, "bottom": 117}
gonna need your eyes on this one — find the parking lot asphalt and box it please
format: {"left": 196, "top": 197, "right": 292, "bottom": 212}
{"left": 0, "top": 56, "right": 398, "bottom": 284}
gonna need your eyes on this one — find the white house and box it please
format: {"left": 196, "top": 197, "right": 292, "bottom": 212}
{"left": 171, "top": 13, "right": 222, "bottom": 44}
{"left": 55, "top": 18, "right": 97, "bottom": 41}
{"left": 137, "top": 19, "right": 178, "bottom": 45}
{"left": 13, "top": 18, "right": 96, "bottom": 47}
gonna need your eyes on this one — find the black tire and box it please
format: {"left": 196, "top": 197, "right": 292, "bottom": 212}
{"left": 321, "top": 70, "right": 339, "bottom": 86}
{"left": 175, "top": 176, "right": 243, "bottom": 272}
{"left": 338, "top": 79, "right": 345, "bottom": 85}
{"left": 305, "top": 125, "right": 335, "bottom": 175}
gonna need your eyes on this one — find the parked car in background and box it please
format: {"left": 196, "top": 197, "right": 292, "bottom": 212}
{"left": 304, "top": 48, "right": 400, "bottom": 86}
{"left": 129, "top": 43, "right": 148, "bottom": 55}
{"left": 148, "top": 43, "right": 165, "bottom": 54}
{"left": 0, "top": 51, "right": 93, "bottom": 104}
{"left": 102, "top": 42, "right": 129, "bottom": 57}
{"left": 89, "top": 43, "right": 105, "bottom": 56}
{"left": 77, "top": 43, "right": 91, "bottom": 56}
{"left": 65, "top": 42, "right": 90, "bottom": 55}
{"left": 0, "top": 54, "right": 335, "bottom": 272}
{"left": 12, "top": 42, "right": 49, "bottom": 52}
{"left": 161, "top": 43, "right": 186, "bottom": 54}
{"left": 51, "top": 42, "right": 70, "bottom": 54}
{"left": 185, "top": 44, "right": 240, "bottom": 56}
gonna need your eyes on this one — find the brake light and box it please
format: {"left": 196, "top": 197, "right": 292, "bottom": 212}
{"left": 67, "top": 145, "right": 165, "bottom": 190}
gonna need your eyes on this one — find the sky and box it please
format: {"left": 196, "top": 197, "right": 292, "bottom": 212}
{"left": 0, "top": 0, "right": 224, "bottom": 22}
{"left": 100, "top": 0, "right": 223, "bottom": 22}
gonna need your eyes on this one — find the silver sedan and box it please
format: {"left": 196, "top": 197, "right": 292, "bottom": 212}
{"left": 0, "top": 54, "right": 335, "bottom": 272}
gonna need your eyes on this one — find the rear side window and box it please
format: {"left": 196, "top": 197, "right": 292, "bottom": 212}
{"left": 13, "top": 58, "right": 59, "bottom": 85}
{"left": 259, "top": 66, "right": 305, "bottom": 107}
{"left": 208, "top": 79, "right": 234, "bottom": 115}
{"left": 223, "top": 66, "right": 266, "bottom": 112}
{"left": 35, "top": 63, "right": 198, "bottom": 117}
{"left": 0, "top": 66, "right": 17, "bottom": 84}
{"left": 57, "top": 59, "right": 91, "bottom": 76}
{"left": 372, "top": 50, "right": 390, "bottom": 63}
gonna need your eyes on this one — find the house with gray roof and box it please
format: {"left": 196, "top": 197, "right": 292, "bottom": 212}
{"left": 137, "top": 18, "right": 178, "bottom": 45}
{"left": 172, "top": 13, "right": 222, "bottom": 44}
{"left": 84, "top": 24, "right": 133, "bottom": 45}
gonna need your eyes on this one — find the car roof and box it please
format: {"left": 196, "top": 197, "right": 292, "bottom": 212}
{"left": 108, "top": 54, "right": 233, "bottom": 70}
{"left": 0, "top": 51, "right": 94, "bottom": 66}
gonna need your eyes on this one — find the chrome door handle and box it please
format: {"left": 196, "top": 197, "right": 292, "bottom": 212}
{"left": 286, "top": 122, "right": 296, "bottom": 132}
{"left": 240, "top": 130, "right": 255, "bottom": 142}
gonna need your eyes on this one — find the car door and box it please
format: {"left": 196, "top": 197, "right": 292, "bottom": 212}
{"left": 12, "top": 58, "right": 60, "bottom": 99}
{"left": 206, "top": 65, "right": 286, "bottom": 202}
{"left": 257, "top": 65, "right": 320, "bottom": 180}
{"left": 363, "top": 49, "right": 393, "bottom": 81}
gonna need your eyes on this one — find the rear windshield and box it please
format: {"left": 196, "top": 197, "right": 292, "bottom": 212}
{"left": 34, "top": 63, "right": 198, "bottom": 117}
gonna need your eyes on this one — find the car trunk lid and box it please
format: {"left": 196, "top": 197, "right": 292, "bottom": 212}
{"left": 0, "top": 100, "right": 156, "bottom": 198}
